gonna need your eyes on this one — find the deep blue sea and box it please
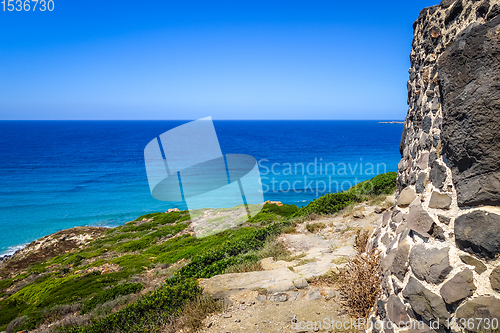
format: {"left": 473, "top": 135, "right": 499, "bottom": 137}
{"left": 0, "top": 120, "right": 403, "bottom": 256}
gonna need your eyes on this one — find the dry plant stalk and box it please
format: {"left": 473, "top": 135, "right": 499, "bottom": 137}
{"left": 337, "top": 250, "right": 381, "bottom": 319}
{"left": 354, "top": 228, "right": 370, "bottom": 253}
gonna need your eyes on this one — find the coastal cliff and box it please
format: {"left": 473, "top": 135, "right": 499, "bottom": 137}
{"left": 368, "top": 0, "right": 500, "bottom": 330}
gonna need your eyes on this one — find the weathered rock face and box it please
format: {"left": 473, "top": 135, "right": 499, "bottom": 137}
{"left": 455, "top": 296, "right": 500, "bottom": 332}
{"left": 402, "top": 277, "right": 450, "bottom": 322}
{"left": 368, "top": 0, "right": 500, "bottom": 330}
{"left": 409, "top": 245, "right": 451, "bottom": 284}
{"left": 455, "top": 210, "right": 500, "bottom": 259}
{"left": 439, "top": 268, "right": 475, "bottom": 304}
{"left": 438, "top": 15, "right": 500, "bottom": 207}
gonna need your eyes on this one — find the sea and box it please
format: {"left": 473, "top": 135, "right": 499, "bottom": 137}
{"left": 0, "top": 120, "right": 403, "bottom": 256}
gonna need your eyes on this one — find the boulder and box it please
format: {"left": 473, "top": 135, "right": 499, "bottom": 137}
{"left": 402, "top": 277, "right": 450, "bottom": 322}
{"left": 397, "top": 187, "right": 417, "bottom": 208}
{"left": 428, "top": 191, "right": 452, "bottom": 209}
{"left": 293, "top": 278, "right": 308, "bottom": 289}
{"left": 440, "top": 268, "right": 476, "bottom": 304}
{"left": 455, "top": 210, "right": 500, "bottom": 259}
{"left": 409, "top": 245, "right": 451, "bottom": 284}
{"left": 456, "top": 296, "right": 500, "bottom": 332}
{"left": 438, "top": 15, "right": 500, "bottom": 207}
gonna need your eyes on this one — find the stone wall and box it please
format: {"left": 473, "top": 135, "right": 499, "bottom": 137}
{"left": 367, "top": 0, "right": 500, "bottom": 331}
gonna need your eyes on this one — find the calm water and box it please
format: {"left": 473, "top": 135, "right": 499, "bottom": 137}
{"left": 0, "top": 120, "right": 403, "bottom": 255}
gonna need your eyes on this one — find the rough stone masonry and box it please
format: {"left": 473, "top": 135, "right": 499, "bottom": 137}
{"left": 367, "top": 0, "right": 500, "bottom": 331}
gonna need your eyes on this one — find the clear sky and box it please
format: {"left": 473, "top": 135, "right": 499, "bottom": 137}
{"left": 0, "top": 0, "right": 439, "bottom": 120}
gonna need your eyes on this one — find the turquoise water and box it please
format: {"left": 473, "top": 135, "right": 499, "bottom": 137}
{"left": 0, "top": 120, "right": 403, "bottom": 255}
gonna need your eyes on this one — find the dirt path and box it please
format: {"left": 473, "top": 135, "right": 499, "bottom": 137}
{"left": 196, "top": 196, "right": 394, "bottom": 332}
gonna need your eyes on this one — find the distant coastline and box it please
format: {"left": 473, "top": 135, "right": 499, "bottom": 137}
{"left": 379, "top": 121, "right": 404, "bottom": 124}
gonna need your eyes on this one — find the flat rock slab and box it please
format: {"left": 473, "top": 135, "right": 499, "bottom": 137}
{"left": 200, "top": 267, "right": 298, "bottom": 298}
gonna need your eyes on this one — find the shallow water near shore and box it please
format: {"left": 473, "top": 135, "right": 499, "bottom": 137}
{"left": 0, "top": 120, "right": 402, "bottom": 255}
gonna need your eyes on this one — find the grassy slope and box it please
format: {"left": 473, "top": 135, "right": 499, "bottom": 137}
{"left": 0, "top": 172, "right": 396, "bottom": 332}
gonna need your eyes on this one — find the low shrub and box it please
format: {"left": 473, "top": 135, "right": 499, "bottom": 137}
{"left": 298, "top": 192, "right": 358, "bottom": 216}
{"left": 81, "top": 283, "right": 144, "bottom": 314}
{"left": 305, "top": 222, "right": 326, "bottom": 233}
{"left": 337, "top": 251, "right": 381, "bottom": 319}
{"left": 64, "top": 280, "right": 201, "bottom": 333}
{"left": 296, "top": 172, "right": 397, "bottom": 217}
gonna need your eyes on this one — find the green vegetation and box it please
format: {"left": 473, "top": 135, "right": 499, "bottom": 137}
{"left": 297, "top": 172, "right": 397, "bottom": 216}
{"left": 81, "top": 283, "right": 144, "bottom": 314}
{"left": 0, "top": 172, "right": 396, "bottom": 332}
{"left": 305, "top": 222, "right": 326, "bottom": 233}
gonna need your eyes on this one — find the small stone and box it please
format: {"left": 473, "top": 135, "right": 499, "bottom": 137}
{"left": 407, "top": 201, "right": 435, "bottom": 237}
{"left": 440, "top": 268, "right": 476, "bottom": 304}
{"left": 409, "top": 245, "right": 451, "bottom": 284}
{"left": 437, "top": 215, "right": 451, "bottom": 225}
{"left": 402, "top": 276, "right": 450, "bottom": 322}
{"left": 416, "top": 152, "right": 429, "bottom": 170}
{"left": 392, "top": 210, "right": 403, "bottom": 223}
{"left": 422, "top": 116, "right": 432, "bottom": 133}
{"left": 374, "top": 206, "right": 386, "bottom": 214}
{"left": 305, "top": 289, "right": 322, "bottom": 300}
{"left": 455, "top": 210, "right": 500, "bottom": 259}
{"left": 430, "top": 223, "right": 446, "bottom": 241}
{"left": 390, "top": 241, "right": 410, "bottom": 281}
{"left": 353, "top": 210, "right": 365, "bottom": 219}
{"left": 381, "top": 233, "right": 391, "bottom": 246}
{"left": 223, "top": 314, "right": 232, "bottom": 318}
{"left": 387, "top": 295, "right": 410, "bottom": 326}
{"left": 428, "top": 191, "right": 452, "bottom": 209}
{"left": 431, "top": 29, "right": 441, "bottom": 38}
{"left": 288, "top": 291, "right": 299, "bottom": 301}
{"left": 293, "top": 278, "right": 308, "bottom": 289}
{"left": 456, "top": 296, "right": 500, "bottom": 332}
{"left": 382, "top": 211, "right": 391, "bottom": 227}
{"left": 268, "top": 292, "right": 288, "bottom": 302}
{"left": 490, "top": 266, "right": 500, "bottom": 292}
{"left": 460, "top": 255, "right": 487, "bottom": 274}
{"left": 397, "top": 187, "right": 416, "bottom": 208}
{"left": 430, "top": 161, "right": 447, "bottom": 189}
{"left": 256, "top": 294, "right": 267, "bottom": 302}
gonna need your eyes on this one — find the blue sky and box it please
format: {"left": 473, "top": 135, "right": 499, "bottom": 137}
{"left": 0, "top": 0, "right": 438, "bottom": 120}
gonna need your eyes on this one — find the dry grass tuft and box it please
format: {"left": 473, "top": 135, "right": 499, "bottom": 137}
{"left": 337, "top": 250, "right": 381, "bottom": 319}
{"left": 331, "top": 256, "right": 349, "bottom": 265}
{"left": 307, "top": 269, "right": 340, "bottom": 287}
{"left": 161, "top": 295, "right": 225, "bottom": 333}
{"left": 354, "top": 228, "right": 371, "bottom": 254}
{"left": 225, "top": 261, "right": 263, "bottom": 274}
{"left": 305, "top": 222, "right": 326, "bottom": 233}
{"left": 281, "top": 225, "right": 297, "bottom": 234}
